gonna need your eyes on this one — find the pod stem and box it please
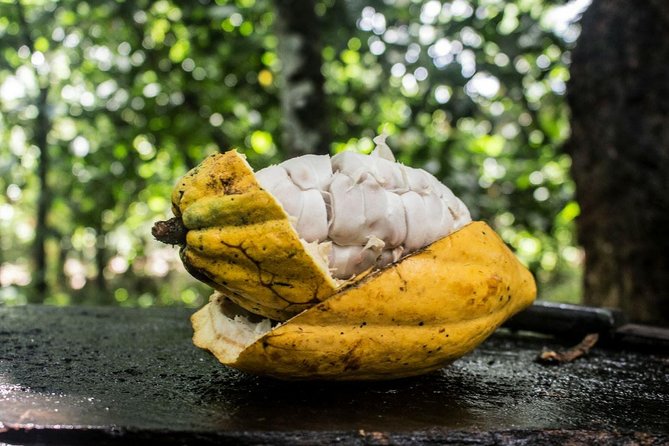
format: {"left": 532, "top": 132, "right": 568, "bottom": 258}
{"left": 152, "top": 217, "right": 187, "bottom": 245}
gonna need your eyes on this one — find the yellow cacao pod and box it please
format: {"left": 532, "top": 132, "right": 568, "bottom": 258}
{"left": 154, "top": 147, "right": 536, "bottom": 380}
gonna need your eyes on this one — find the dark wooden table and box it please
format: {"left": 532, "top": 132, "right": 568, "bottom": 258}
{"left": 1, "top": 305, "right": 667, "bottom": 445}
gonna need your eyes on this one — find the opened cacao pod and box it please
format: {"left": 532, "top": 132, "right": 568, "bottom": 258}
{"left": 153, "top": 137, "right": 536, "bottom": 380}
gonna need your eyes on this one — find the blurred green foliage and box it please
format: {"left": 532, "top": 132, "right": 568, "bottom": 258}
{"left": 0, "top": 0, "right": 587, "bottom": 307}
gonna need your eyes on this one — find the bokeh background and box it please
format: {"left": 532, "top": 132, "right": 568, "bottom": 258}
{"left": 0, "top": 0, "right": 589, "bottom": 308}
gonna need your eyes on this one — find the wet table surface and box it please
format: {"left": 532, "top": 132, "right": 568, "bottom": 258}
{"left": 0, "top": 305, "right": 667, "bottom": 445}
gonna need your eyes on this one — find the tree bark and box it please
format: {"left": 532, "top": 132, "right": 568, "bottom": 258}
{"left": 566, "top": 0, "right": 669, "bottom": 324}
{"left": 273, "top": 0, "right": 330, "bottom": 156}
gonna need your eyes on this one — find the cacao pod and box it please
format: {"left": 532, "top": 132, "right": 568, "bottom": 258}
{"left": 153, "top": 139, "right": 536, "bottom": 380}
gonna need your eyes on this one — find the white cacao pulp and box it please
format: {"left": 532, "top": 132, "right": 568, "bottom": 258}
{"left": 255, "top": 133, "right": 472, "bottom": 279}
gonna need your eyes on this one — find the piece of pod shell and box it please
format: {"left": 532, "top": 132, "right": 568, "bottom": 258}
{"left": 191, "top": 221, "right": 537, "bottom": 380}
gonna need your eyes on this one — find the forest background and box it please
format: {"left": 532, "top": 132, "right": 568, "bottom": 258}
{"left": 0, "top": 0, "right": 591, "bottom": 309}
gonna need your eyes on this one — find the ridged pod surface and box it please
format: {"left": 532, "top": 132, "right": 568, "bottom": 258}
{"left": 191, "top": 221, "right": 536, "bottom": 380}
{"left": 170, "top": 151, "right": 337, "bottom": 321}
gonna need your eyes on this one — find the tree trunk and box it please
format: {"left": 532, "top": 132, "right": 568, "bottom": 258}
{"left": 566, "top": 0, "right": 669, "bottom": 324}
{"left": 57, "top": 236, "right": 69, "bottom": 293}
{"left": 273, "top": 0, "right": 330, "bottom": 157}
{"left": 31, "top": 86, "right": 51, "bottom": 303}
{"left": 17, "top": 1, "right": 51, "bottom": 303}
{"left": 95, "top": 232, "right": 107, "bottom": 299}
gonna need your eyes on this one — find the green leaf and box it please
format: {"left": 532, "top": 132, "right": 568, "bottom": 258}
{"left": 250, "top": 130, "right": 273, "bottom": 154}
{"left": 169, "top": 39, "right": 190, "bottom": 63}
{"left": 557, "top": 201, "right": 580, "bottom": 223}
{"left": 471, "top": 135, "right": 505, "bottom": 157}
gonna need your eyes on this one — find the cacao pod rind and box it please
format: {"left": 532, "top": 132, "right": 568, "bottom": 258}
{"left": 192, "top": 221, "right": 536, "bottom": 380}
{"left": 175, "top": 151, "right": 337, "bottom": 320}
